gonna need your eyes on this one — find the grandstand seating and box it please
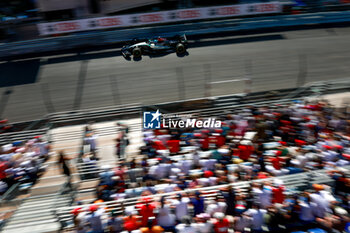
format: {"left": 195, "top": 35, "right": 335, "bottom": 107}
{"left": 0, "top": 80, "right": 349, "bottom": 232}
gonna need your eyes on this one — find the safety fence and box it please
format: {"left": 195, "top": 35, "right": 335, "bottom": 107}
{"left": 37, "top": 2, "right": 283, "bottom": 35}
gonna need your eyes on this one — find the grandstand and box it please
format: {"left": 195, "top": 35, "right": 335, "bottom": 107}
{"left": 0, "top": 79, "right": 349, "bottom": 233}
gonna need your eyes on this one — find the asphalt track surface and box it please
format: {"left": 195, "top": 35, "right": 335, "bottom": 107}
{"left": 1, "top": 27, "right": 350, "bottom": 122}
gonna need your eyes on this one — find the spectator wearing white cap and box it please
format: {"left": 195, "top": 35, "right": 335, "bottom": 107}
{"left": 195, "top": 213, "right": 213, "bottom": 233}
{"left": 213, "top": 212, "right": 230, "bottom": 233}
{"left": 175, "top": 215, "right": 197, "bottom": 233}
{"left": 206, "top": 196, "right": 227, "bottom": 217}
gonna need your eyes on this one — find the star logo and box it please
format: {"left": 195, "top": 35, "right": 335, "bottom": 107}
{"left": 151, "top": 109, "right": 161, "bottom": 122}
{"left": 143, "top": 110, "right": 161, "bottom": 129}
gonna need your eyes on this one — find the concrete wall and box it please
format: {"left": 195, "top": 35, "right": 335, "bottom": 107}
{"left": 37, "top": 0, "right": 161, "bottom": 15}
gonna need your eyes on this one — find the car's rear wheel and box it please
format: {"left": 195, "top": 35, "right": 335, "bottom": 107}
{"left": 176, "top": 43, "right": 186, "bottom": 54}
{"left": 132, "top": 47, "right": 142, "bottom": 58}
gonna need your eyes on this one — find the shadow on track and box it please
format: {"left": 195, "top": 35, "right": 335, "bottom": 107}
{"left": 44, "top": 34, "right": 283, "bottom": 64}
{"left": 0, "top": 89, "right": 12, "bottom": 117}
{"left": 133, "top": 56, "right": 142, "bottom": 62}
{"left": 0, "top": 59, "right": 40, "bottom": 87}
{"left": 189, "top": 34, "right": 284, "bottom": 48}
{"left": 122, "top": 50, "right": 189, "bottom": 61}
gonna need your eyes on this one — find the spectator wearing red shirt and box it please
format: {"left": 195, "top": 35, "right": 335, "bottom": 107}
{"left": 138, "top": 198, "right": 156, "bottom": 227}
{"left": 200, "top": 136, "right": 209, "bottom": 150}
{"left": 123, "top": 212, "right": 141, "bottom": 232}
{"left": 0, "top": 119, "right": 12, "bottom": 133}
{"left": 270, "top": 151, "right": 284, "bottom": 170}
{"left": 208, "top": 134, "right": 226, "bottom": 148}
{"left": 213, "top": 212, "right": 229, "bottom": 233}
{"left": 216, "top": 135, "right": 226, "bottom": 147}
{"left": 167, "top": 139, "right": 180, "bottom": 153}
{"left": 204, "top": 170, "right": 214, "bottom": 178}
{"left": 272, "top": 181, "right": 285, "bottom": 204}
{"left": 152, "top": 140, "right": 167, "bottom": 150}
{"left": 0, "top": 162, "right": 8, "bottom": 180}
{"left": 238, "top": 140, "right": 254, "bottom": 161}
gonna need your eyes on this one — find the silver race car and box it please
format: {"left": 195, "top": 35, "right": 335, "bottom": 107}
{"left": 121, "top": 34, "right": 188, "bottom": 59}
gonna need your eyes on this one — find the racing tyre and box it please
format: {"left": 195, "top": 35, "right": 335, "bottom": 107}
{"left": 132, "top": 47, "right": 142, "bottom": 58}
{"left": 176, "top": 43, "right": 186, "bottom": 54}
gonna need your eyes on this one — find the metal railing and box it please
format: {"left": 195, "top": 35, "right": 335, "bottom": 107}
{"left": 0, "top": 183, "right": 21, "bottom": 207}
{"left": 48, "top": 103, "right": 142, "bottom": 127}
{"left": 0, "top": 127, "right": 49, "bottom": 146}
{"left": 55, "top": 165, "right": 350, "bottom": 229}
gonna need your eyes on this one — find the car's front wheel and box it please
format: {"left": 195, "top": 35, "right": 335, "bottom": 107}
{"left": 176, "top": 43, "right": 186, "bottom": 54}
{"left": 132, "top": 47, "right": 142, "bottom": 58}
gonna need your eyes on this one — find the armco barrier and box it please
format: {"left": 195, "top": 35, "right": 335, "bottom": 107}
{"left": 1, "top": 11, "right": 350, "bottom": 59}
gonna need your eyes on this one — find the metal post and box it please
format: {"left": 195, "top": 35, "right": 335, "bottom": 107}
{"left": 110, "top": 75, "right": 121, "bottom": 106}
{"left": 41, "top": 83, "right": 56, "bottom": 113}
{"left": 73, "top": 60, "right": 88, "bottom": 110}
{"left": 204, "top": 64, "right": 211, "bottom": 97}
{"left": 297, "top": 54, "right": 307, "bottom": 87}
{"left": 176, "top": 67, "right": 186, "bottom": 100}
{"left": 244, "top": 59, "right": 252, "bottom": 94}
{"left": 0, "top": 89, "right": 12, "bottom": 118}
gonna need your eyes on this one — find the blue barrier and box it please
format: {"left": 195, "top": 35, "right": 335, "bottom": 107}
{"left": 1, "top": 11, "right": 350, "bottom": 58}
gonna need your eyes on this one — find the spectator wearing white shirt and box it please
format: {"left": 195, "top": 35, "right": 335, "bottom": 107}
{"left": 179, "top": 159, "right": 192, "bottom": 175}
{"left": 157, "top": 197, "right": 176, "bottom": 232}
{"left": 254, "top": 183, "right": 272, "bottom": 209}
{"left": 84, "top": 132, "right": 98, "bottom": 157}
{"left": 309, "top": 184, "right": 330, "bottom": 218}
{"left": 175, "top": 215, "right": 197, "bottom": 233}
{"left": 72, "top": 207, "right": 88, "bottom": 233}
{"left": 245, "top": 203, "right": 267, "bottom": 232}
{"left": 206, "top": 196, "right": 227, "bottom": 217}
{"left": 157, "top": 163, "right": 171, "bottom": 179}
{"left": 298, "top": 194, "right": 317, "bottom": 223}
{"left": 172, "top": 194, "right": 189, "bottom": 222}
{"left": 234, "top": 213, "right": 252, "bottom": 233}
{"left": 195, "top": 213, "right": 214, "bottom": 233}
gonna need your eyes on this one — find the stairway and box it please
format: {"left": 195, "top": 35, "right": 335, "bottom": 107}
{"left": 213, "top": 93, "right": 246, "bottom": 108}
{"left": 1, "top": 184, "right": 74, "bottom": 233}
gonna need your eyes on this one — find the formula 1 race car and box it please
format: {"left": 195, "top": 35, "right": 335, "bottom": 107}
{"left": 121, "top": 34, "right": 188, "bottom": 59}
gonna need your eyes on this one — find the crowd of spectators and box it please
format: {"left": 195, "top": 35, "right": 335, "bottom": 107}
{"left": 0, "top": 119, "right": 12, "bottom": 134}
{"left": 0, "top": 135, "right": 50, "bottom": 194}
{"left": 72, "top": 173, "right": 349, "bottom": 233}
{"left": 71, "top": 100, "right": 350, "bottom": 232}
